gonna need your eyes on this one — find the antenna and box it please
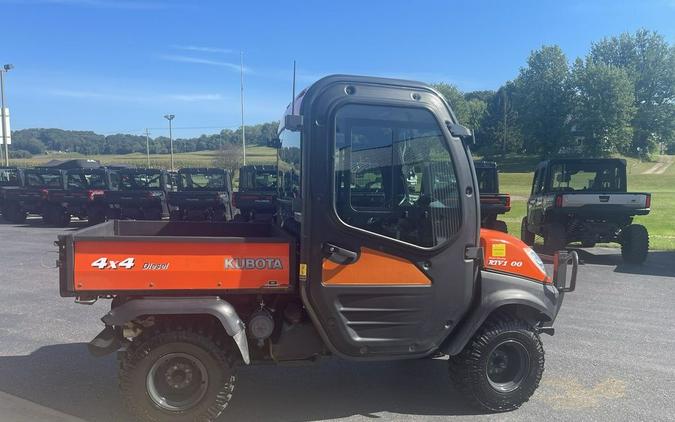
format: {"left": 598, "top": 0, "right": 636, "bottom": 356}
{"left": 240, "top": 50, "right": 246, "bottom": 166}
{"left": 291, "top": 60, "right": 297, "bottom": 115}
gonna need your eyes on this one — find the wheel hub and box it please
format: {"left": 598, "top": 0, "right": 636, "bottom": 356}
{"left": 147, "top": 353, "right": 208, "bottom": 411}
{"left": 486, "top": 340, "right": 530, "bottom": 393}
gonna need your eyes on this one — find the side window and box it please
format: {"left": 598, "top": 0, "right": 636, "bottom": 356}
{"left": 532, "top": 168, "right": 544, "bottom": 195}
{"left": 334, "top": 104, "right": 461, "bottom": 248}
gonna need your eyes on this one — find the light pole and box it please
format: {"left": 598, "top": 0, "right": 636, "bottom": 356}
{"left": 145, "top": 128, "right": 150, "bottom": 167}
{"left": 1, "top": 64, "right": 13, "bottom": 166}
{"left": 164, "top": 114, "right": 175, "bottom": 171}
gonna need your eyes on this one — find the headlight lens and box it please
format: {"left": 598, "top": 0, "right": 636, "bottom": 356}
{"left": 525, "top": 247, "right": 547, "bottom": 274}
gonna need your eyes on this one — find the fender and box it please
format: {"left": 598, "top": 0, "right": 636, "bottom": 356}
{"left": 441, "top": 270, "right": 562, "bottom": 356}
{"left": 101, "top": 296, "right": 250, "bottom": 364}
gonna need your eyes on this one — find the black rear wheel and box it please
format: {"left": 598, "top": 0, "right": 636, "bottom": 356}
{"left": 543, "top": 223, "right": 566, "bottom": 253}
{"left": 620, "top": 224, "right": 649, "bottom": 264}
{"left": 448, "top": 315, "right": 544, "bottom": 412}
{"left": 520, "top": 217, "right": 535, "bottom": 246}
{"left": 87, "top": 205, "right": 107, "bottom": 225}
{"left": 119, "top": 327, "right": 236, "bottom": 422}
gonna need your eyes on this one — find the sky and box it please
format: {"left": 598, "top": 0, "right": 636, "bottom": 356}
{"left": 2, "top": 0, "right": 674, "bottom": 139}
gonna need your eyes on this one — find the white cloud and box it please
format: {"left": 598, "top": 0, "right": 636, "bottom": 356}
{"left": 171, "top": 45, "right": 233, "bottom": 54}
{"left": 158, "top": 55, "right": 246, "bottom": 72}
{"left": 49, "top": 89, "right": 224, "bottom": 103}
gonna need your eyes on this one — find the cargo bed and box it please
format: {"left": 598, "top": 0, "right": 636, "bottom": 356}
{"left": 57, "top": 220, "right": 296, "bottom": 297}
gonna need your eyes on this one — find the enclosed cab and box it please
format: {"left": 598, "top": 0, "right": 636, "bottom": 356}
{"left": 475, "top": 160, "right": 511, "bottom": 232}
{"left": 2, "top": 167, "right": 66, "bottom": 223}
{"left": 44, "top": 167, "right": 117, "bottom": 226}
{"left": 57, "top": 75, "right": 576, "bottom": 421}
{"left": 104, "top": 168, "right": 170, "bottom": 220}
{"left": 167, "top": 168, "right": 234, "bottom": 221}
{"left": 0, "top": 166, "right": 23, "bottom": 221}
{"left": 233, "top": 165, "right": 278, "bottom": 220}
{"left": 522, "top": 158, "right": 650, "bottom": 263}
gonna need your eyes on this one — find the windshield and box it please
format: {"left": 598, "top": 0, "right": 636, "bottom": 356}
{"left": 67, "top": 172, "right": 107, "bottom": 189}
{"left": 240, "top": 168, "right": 278, "bottom": 191}
{"left": 179, "top": 171, "right": 226, "bottom": 190}
{"left": 118, "top": 172, "right": 162, "bottom": 190}
{"left": 475, "top": 167, "right": 497, "bottom": 194}
{"left": 0, "top": 168, "right": 19, "bottom": 186}
{"left": 25, "top": 171, "right": 63, "bottom": 188}
{"left": 548, "top": 162, "right": 625, "bottom": 192}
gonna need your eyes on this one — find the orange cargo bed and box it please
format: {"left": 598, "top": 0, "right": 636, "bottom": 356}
{"left": 57, "top": 220, "right": 296, "bottom": 297}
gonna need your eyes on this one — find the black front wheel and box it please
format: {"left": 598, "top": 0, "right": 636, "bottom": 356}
{"left": 119, "top": 328, "right": 236, "bottom": 422}
{"left": 449, "top": 315, "right": 544, "bottom": 412}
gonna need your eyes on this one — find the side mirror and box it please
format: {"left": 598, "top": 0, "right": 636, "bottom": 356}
{"left": 285, "top": 114, "right": 303, "bottom": 132}
{"left": 268, "top": 138, "right": 282, "bottom": 149}
{"left": 446, "top": 121, "right": 474, "bottom": 145}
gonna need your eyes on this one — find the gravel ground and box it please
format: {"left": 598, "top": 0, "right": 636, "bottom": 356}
{"left": 0, "top": 218, "right": 673, "bottom": 421}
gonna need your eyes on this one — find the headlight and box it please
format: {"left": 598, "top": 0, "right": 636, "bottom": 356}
{"left": 525, "top": 247, "right": 547, "bottom": 274}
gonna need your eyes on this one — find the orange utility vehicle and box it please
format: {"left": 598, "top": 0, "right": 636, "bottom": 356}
{"left": 57, "top": 75, "right": 577, "bottom": 422}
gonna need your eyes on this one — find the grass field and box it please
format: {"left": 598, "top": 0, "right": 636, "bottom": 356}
{"left": 10, "top": 145, "right": 279, "bottom": 169}
{"left": 8, "top": 150, "right": 674, "bottom": 250}
{"left": 496, "top": 154, "right": 675, "bottom": 251}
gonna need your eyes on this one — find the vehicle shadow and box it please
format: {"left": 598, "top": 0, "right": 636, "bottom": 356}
{"left": 0, "top": 343, "right": 483, "bottom": 422}
{"left": 572, "top": 248, "right": 675, "bottom": 278}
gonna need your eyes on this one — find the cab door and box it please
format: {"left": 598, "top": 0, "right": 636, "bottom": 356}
{"left": 300, "top": 77, "right": 479, "bottom": 359}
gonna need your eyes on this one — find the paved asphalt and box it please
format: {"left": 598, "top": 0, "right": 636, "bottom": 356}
{"left": 0, "top": 218, "right": 673, "bottom": 421}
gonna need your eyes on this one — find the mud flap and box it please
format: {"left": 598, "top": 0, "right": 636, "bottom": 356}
{"left": 88, "top": 326, "right": 121, "bottom": 357}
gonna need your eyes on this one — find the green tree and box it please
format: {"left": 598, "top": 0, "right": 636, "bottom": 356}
{"left": 513, "top": 45, "right": 573, "bottom": 156}
{"left": 590, "top": 29, "right": 675, "bottom": 153}
{"left": 480, "top": 82, "right": 523, "bottom": 155}
{"left": 432, "top": 83, "right": 469, "bottom": 123}
{"left": 571, "top": 59, "right": 636, "bottom": 156}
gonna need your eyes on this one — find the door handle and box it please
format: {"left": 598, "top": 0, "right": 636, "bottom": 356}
{"left": 322, "top": 243, "right": 359, "bottom": 265}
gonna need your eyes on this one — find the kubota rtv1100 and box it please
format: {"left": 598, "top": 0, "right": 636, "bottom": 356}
{"left": 57, "top": 75, "right": 576, "bottom": 422}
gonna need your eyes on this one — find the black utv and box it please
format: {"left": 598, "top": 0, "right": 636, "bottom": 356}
{"left": 475, "top": 161, "right": 510, "bottom": 233}
{"left": 521, "top": 158, "right": 651, "bottom": 263}
{"left": 2, "top": 167, "right": 66, "bottom": 223}
{"left": 0, "top": 167, "right": 23, "bottom": 221}
{"left": 44, "top": 167, "right": 116, "bottom": 226}
{"left": 232, "top": 165, "right": 278, "bottom": 220}
{"left": 168, "top": 168, "right": 234, "bottom": 221}
{"left": 104, "top": 168, "right": 169, "bottom": 220}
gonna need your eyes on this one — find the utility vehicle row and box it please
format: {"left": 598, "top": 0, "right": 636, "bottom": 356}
{"left": 0, "top": 162, "right": 281, "bottom": 226}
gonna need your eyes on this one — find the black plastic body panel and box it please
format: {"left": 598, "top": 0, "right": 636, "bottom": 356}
{"left": 441, "top": 270, "right": 562, "bottom": 355}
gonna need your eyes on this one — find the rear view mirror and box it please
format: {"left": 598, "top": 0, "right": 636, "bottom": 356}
{"left": 285, "top": 114, "right": 303, "bottom": 132}
{"left": 446, "top": 122, "right": 474, "bottom": 144}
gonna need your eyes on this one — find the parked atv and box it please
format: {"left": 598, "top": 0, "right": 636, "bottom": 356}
{"left": 168, "top": 168, "right": 234, "bottom": 221}
{"left": 2, "top": 167, "right": 66, "bottom": 224}
{"left": 232, "top": 165, "right": 278, "bottom": 221}
{"left": 44, "top": 167, "right": 116, "bottom": 226}
{"left": 104, "top": 168, "right": 170, "bottom": 220}
{"left": 522, "top": 158, "right": 651, "bottom": 263}
{"left": 57, "top": 75, "right": 577, "bottom": 422}
{"left": 0, "top": 166, "right": 22, "bottom": 221}
{"left": 475, "top": 161, "right": 510, "bottom": 233}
